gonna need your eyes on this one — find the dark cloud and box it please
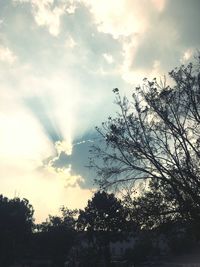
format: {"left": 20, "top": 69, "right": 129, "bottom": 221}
{"left": 164, "top": 0, "right": 200, "bottom": 47}
{"left": 131, "top": 0, "right": 200, "bottom": 73}
{"left": 50, "top": 132, "right": 100, "bottom": 189}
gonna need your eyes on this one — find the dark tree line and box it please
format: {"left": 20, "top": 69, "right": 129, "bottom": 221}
{"left": 0, "top": 188, "right": 198, "bottom": 266}
{"left": 0, "top": 192, "right": 130, "bottom": 267}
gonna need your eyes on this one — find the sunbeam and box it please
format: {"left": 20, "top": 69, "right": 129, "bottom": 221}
{"left": 24, "top": 96, "right": 63, "bottom": 144}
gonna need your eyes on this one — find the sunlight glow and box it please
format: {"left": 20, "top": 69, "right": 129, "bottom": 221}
{"left": 55, "top": 140, "right": 73, "bottom": 156}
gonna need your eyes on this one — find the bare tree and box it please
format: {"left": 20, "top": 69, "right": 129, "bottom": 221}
{"left": 89, "top": 56, "right": 200, "bottom": 221}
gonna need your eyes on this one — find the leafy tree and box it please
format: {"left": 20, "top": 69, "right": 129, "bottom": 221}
{"left": 0, "top": 195, "right": 34, "bottom": 266}
{"left": 77, "top": 191, "right": 131, "bottom": 266}
{"left": 89, "top": 57, "right": 200, "bottom": 223}
{"left": 78, "top": 191, "right": 129, "bottom": 231}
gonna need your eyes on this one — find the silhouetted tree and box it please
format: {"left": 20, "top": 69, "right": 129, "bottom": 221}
{"left": 89, "top": 56, "right": 200, "bottom": 224}
{"left": 122, "top": 180, "right": 176, "bottom": 230}
{"left": 77, "top": 191, "right": 131, "bottom": 266}
{"left": 32, "top": 208, "right": 77, "bottom": 267}
{"left": 0, "top": 195, "right": 34, "bottom": 266}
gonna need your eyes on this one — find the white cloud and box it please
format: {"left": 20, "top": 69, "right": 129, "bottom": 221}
{"left": 181, "top": 48, "right": 194, "bottom": 63}
{"left": 65, "top": 36, "right": 77, "bottom": 49}
{"left": 35, "top": 160, "right": 93, "bottom": 221}
{"left": 30, "top": 0, "right": 66, "bottom": 36}
{"left": 55, "top": 140, "right": 73, "bottom": 156}
{"left": 45, "top": 161, "right": 84, "bottom": 188}
{"left": 66, "top": 2, "right": 77, "bottom": 14}
{"left": 103, "top": 53, "right": 114, "bottom": 64}
{"left": 151, "top": 0, "right": 166, "bottom": 12}
{"left": 83, "top": 0, "right": 146, "bottom": 38}
{"left": 0, "top": 45, "right": 17, "bottom": 64}
{"left": 13, "top": 0, "right": 30, "bottom": 2}
{"left": 14, "top": 0, "right": 167, "bottom": 38}
{"left": 82, "top": 0, "right": 167, "bottom": 39}
{"left": 29, "top": 0, "right": 80, "bottom": 35}
{"left": 79, "top": 0, "right": 167, "bottom": 85}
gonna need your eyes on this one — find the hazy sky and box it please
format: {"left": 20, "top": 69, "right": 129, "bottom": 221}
{"left": 0, "top": 0, "right": 199, "bottom": 222}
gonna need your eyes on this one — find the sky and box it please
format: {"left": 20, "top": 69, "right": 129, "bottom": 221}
{"left": 0, "top": 0, "right": 199, "bottom": 222}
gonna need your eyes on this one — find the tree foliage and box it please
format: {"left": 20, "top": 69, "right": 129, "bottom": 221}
{"left": 0, "top": 195, "right": 34, "bottom": 266}
{"left": 77, "top": 191, "right": 129, "bottom": 233}
{"left": 89, "top": 57, "right": 200, "bottom": 223}
{"left": 77, "top": 191, "right": 131, "bottom": 266}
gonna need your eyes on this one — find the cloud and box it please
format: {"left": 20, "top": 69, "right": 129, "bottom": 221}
{"left": 151, "top": 0, "right": 166, "bottom": 11}
{"left": 116, "top": 0, "right": 200, "bottom": 85}
{"left": 31, "top": 0, "right": 66, "bottom": 36}
{"left": 44, "top": 159, "right": 82, "bottom": 188}
{"left": 82, "top": 0, "right": 167, "bottom": 39}
{"left": 13, "top": 0, "right": 67, "bottom": 36}
{"left": 65, "top": 35, "right": 77, "bottom": 49}
{"left": 69, "top": 0, "right": 168, "bottom": 85}
{"left": 55, "top": 140, "right": 72, "bottom": 156}
{"left": 103, "top": 53, "right": 114, "bottom": 64}
{"left": 42, "top": 133, "right": 99, "bottom": 189}
{"left": 0, "top": 45, "right": 16, "bottom": 64}
{"left": 180, "top": 48, "right": 194, "bottom": 63}
{"left": 163, "top": 0, "right": 200, "bottom": 47}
